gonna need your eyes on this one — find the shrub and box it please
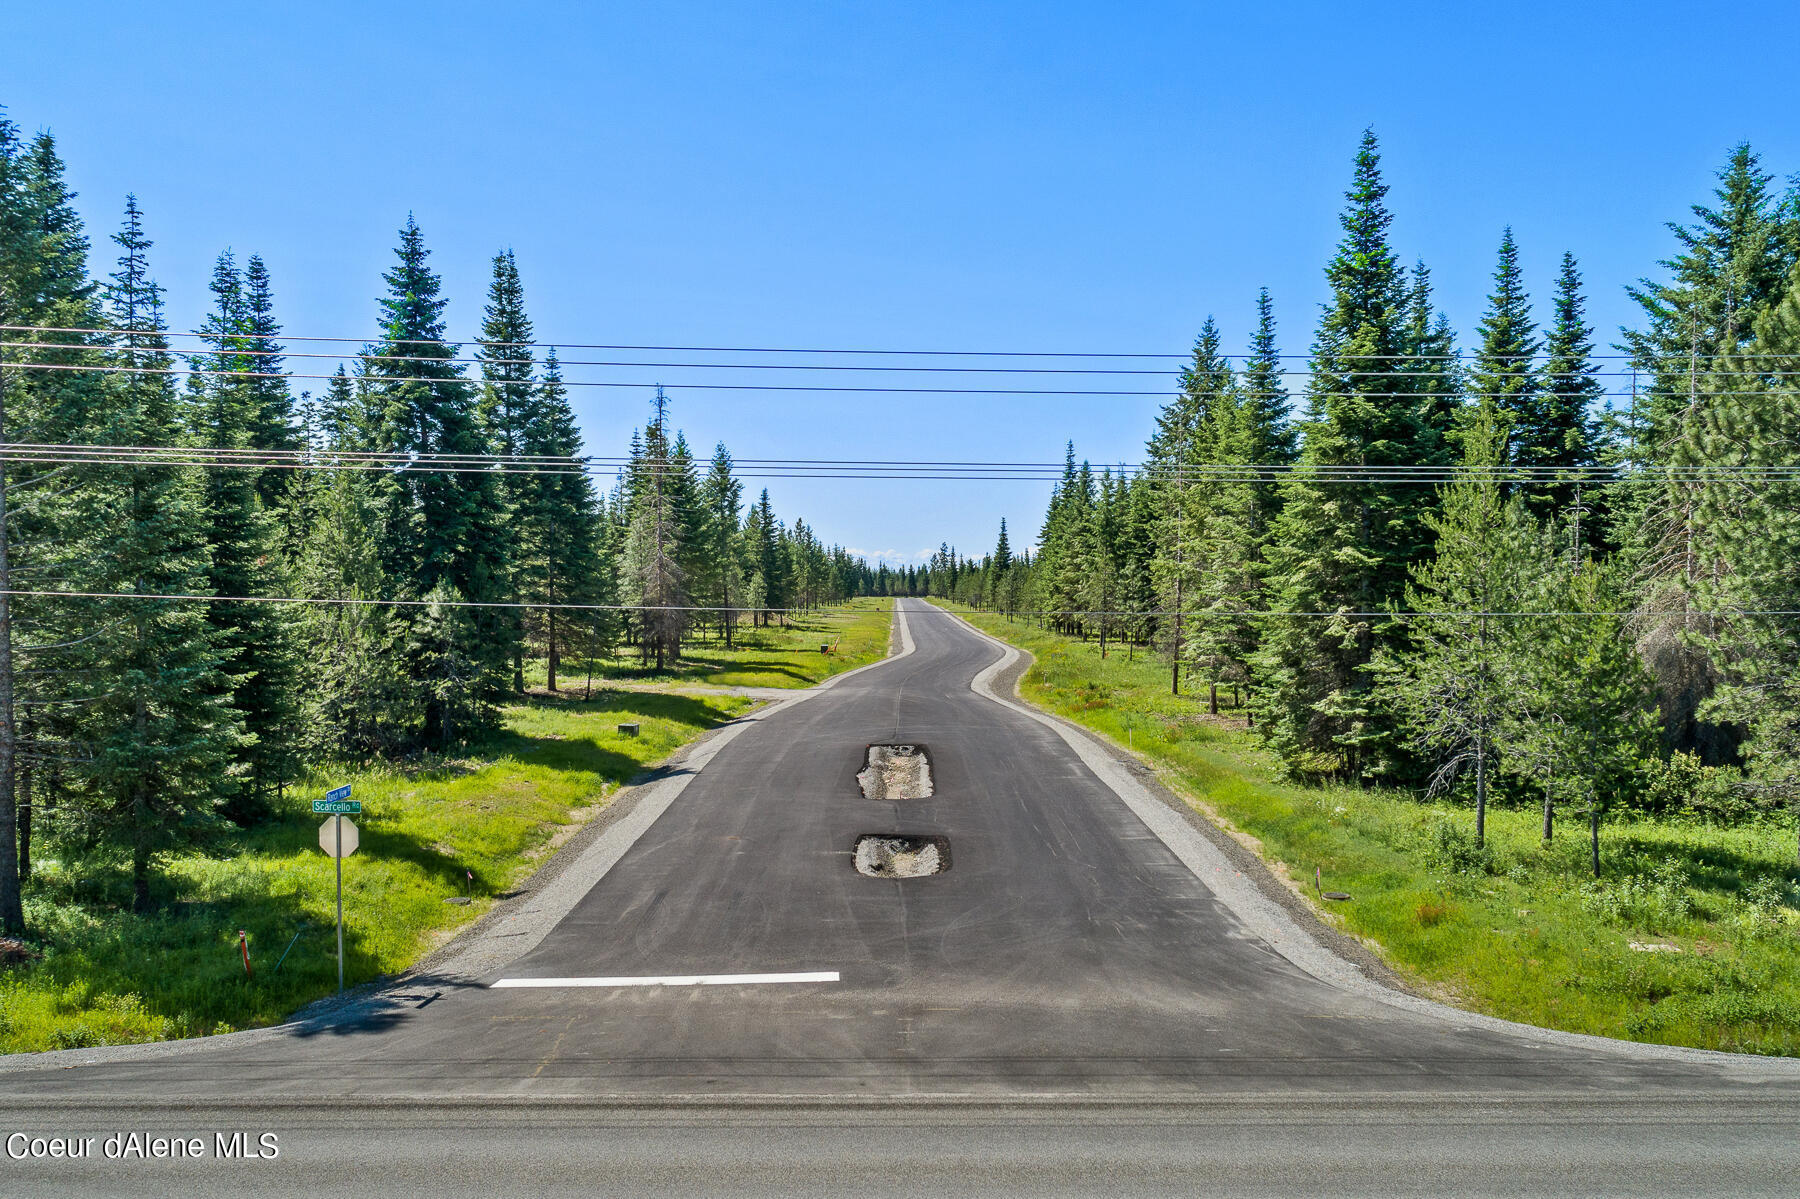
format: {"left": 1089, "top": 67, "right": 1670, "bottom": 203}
{"left": 1579, "top": 856, "right": 1693, "bottom": 931}
{"left": 47, "top": 1025, "right": 101, "bottom": 1050}
{"left": 1421, "top": 819, "right": 1494, "bottom": 876}
{"left": 1636, "top": 751, "right": 1753, "bottom": 821}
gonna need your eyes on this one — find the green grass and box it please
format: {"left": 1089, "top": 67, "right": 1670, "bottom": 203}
{"left": 938, "top": 599, "right": 1800, "bottom": 1056}
{"left": 524, "top": 598, "right": 895, "bottom": 691}
{"left": 0, "top": 688, "right": 755, "bottom": 1054}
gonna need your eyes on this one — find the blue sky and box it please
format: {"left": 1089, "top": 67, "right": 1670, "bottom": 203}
{"left": 11, "top": 1, "right": 1800, "bottom": 563}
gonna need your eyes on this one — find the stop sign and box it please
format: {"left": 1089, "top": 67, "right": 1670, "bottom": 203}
{"left": 319, "top": 817, "right": 359, "bottom": 858}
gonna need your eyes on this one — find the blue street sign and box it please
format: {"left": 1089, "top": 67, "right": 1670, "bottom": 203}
{"left": 326, "top": 784, "right": 352, "bottom": 802}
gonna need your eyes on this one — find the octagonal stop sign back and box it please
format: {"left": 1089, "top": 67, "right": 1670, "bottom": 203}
{"left": 319, "top": 816, "right": 359, "bottom": 857}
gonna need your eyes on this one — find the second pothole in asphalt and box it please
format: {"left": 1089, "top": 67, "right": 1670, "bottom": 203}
{"left": 853, "top": 834, "right": 951, "bottom": 878}
{"left": 858, "top": 744, "right": 933, "bottom": 800}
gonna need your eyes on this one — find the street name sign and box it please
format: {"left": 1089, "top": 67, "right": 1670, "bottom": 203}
{"left": 312, "top": 799, "right": 361, "bottom": 814}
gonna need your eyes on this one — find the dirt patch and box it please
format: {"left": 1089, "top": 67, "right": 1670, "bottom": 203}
{"left": 854, "top": 834, "right": 950, "bottom": 878}
{"left": 0, "top": 938, "right": 40, "bottom": 966}
{"left": 857, "top": 744, "right": 933, "bottom": 801}
{"left": 526, "top": 799, "right": 606, "bottom": 861}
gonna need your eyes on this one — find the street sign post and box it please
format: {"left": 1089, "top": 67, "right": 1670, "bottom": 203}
{"left": 315, "top": 785, "right": 357, "bottom": 994}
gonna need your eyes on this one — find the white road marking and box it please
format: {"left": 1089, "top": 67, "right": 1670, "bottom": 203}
{"left": 490, "top": 971, "right": 839, "bottom": 989}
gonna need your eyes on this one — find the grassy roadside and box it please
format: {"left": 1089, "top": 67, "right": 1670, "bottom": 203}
{"left": 934, "top": 599, "right": 1800, "bottom": 1056}
{"left": 0, "top": 599, "right": 894, "bottom": 1054}
{"left": 525, "top": 598, "right": 895, "bottom": 691}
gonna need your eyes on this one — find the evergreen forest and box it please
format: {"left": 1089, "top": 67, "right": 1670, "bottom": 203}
{"left": 0, "top": 110, "right": 877, "bottom": 935}
{"left": 919, "top": 132, "right": 1800, "bottom": 876}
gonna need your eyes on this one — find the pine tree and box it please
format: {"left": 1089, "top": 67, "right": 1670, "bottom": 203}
{"left": 1695, "top": 263, "right": 1800, "bottom": 860}
{"left": 1149, "top": 322, "right": 1231, "bottom": 690}
{"left": 1471, "top": 228, "right": 1541, "bottom": 471}
{"left": 991, "top": 517, "right": 1015, "bottom": 616}
{"left": 521, "top": 350, "right": 610, "bottom": 690}
{"left": 364, "top": 218, "right": 511, "bottom": 744}
{"left": 622, "top": 389, "right": 688, "bottom": 667}
{"left": 187, "top": 251, "right": 299, "bottom": 819}
{"left": 1616, "top": 148, "right": 1795, "bottom": 764}
{"left": 1401, "top": 262, "right": 1464, "bottom": 453}
{"left": 1536, "top": 252, "right": 1606, "bottom": 527}
{"left": 1080, "top": 472, "right": 1123, "bottom": 657}
{"left": 1185, "top": 390, "right": 1261, "bottom": 715}
{"left": 1510, "top": 562, "right": 1657, "bottom": 875}
{"left": 240, "top": 254, "right": 297, "bottom": 511}
{"left": 295, "top": 468, "right": 407, "bottom": 755}
{"left": 1254, "top": 130, "right": 1441, "bottom": 779}
{"left": 0, "top": 116, "right": 105, "bottom": 931}
{"left": 748, "top": 487, "right": 789, "bottom": 623}
{"left": 65, "top": 199, "right": 245, "bottom": 911}
{"left": 701, "top": 443, "right": 745, "bottom": 645}
{"left": 1240, "top": 288, "right": 1296, "bottom": 535}
{"left": 1377, "top": 409, "right": 1541, "bottom": 845}
{"left": 475, "top": 250, "right": 537, "bottom": 692}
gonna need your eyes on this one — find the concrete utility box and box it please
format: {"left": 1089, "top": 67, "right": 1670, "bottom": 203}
{"left": 617, "top": 723, "right": 640, "bottom": 737}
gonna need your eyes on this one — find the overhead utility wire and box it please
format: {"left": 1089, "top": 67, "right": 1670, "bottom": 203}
{"left": 9, "top": 338, "right": 1779, "bottom": 377}
{"left": 2, "top": 589, "right": 1795, "bottom": 620}
{"left": 5, "top": 362, "right": 1790, "bottom": 398}
{"left": 4, "top": 446, "right": 1795, "bottom": 485}
{"left": 7, "top": 324, "right": 1798, "bottom": 362}
{"left": 4, "top": 340, "right": 1780, "bottom": 380}
{"left": 4, "top": 453, "right": 1796, "bottom": 487}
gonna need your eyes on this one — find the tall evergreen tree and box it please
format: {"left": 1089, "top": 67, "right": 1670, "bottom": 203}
{"left": 1378, "top": 409, "right": 1540, "bottom": 845}
{"left": 1185, "top": 390, "right": 1261, "bottom": 714}
{"left": 240, "top": 254, "right": 297, "bottom": 512}
{"left": 1536, "top": 251, "right": 1606, "bottom": 529}
{"left": 622, "top": 389, "right": 688, "bottom": 666}
{"left": 1695, "top": 263, "right": 1800, "bottom": 859}
{"left": 1400, "top": 262, "right": 1464, "bottom": 450}
{"left": 1240, "top": 287, "right": 1296, "bottom": 536}
{"left": 475, "top": 249, "right": 537, "bottom": 692}
{"left": 1616, "top": 147, "right": 1796, "bottom": 763}
{"left": 521, "top": 350, "right": 610, "bottom": 690}
{"left": 1254, "top": 130, "right": 1441, "bottom": 779}
{"left": 187, "top": 251, "right": 299, "bottom": 818}
{"left": 64, "top": 199, "right": 244, "bottom": 911}
{"left": 364, "top": 218, "right": 511, "bottom": 744}
{"left": 0, "top": 117, "right": 104, "bottom": 931}
{"left": 748, "top": 487, "right": 790, "bottom": 623}
{"left": 700, "top": 443, "right": 745, "bottom": 645}
{"left": 1471, "top": 228, "right": 1541, "bottom": 469}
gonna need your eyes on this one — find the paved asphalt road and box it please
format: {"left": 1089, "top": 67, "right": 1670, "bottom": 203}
{"left": 3, "top": 598, "right": 1797, "bottom": 1195}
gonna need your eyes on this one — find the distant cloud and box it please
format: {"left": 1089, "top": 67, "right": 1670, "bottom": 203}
{"left": 846, "top": 547, "right": 934, "bottom": 564}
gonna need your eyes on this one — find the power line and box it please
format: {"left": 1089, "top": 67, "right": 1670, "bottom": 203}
{"left": 0, "top": 361, "right": 1183, "bottom": 396}
{"left": 2, "top": 589, "right": 1792, "bottom": 620}
{"left": 5, "top": 444, "right": 1796, "bottom": 485}
{"left": 0, "top": 589, "right": 828, "bottom": 614}
{"left": 10, "top": 337, "right": 1783, "bottom": 379}
{"left": 9, "top": 361, "right": 1796, "bottom": 400}
{"left": 9, "top": 323, "right": 1800, "bottom": 362}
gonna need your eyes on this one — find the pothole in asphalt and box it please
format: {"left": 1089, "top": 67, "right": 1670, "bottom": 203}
{"left": 853, "top": 834, "right": 951, "bottom": 878}
{"left": 858, "top": 744, "right": 933, "bottom": 800}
